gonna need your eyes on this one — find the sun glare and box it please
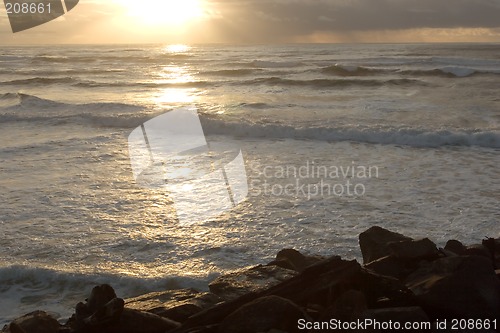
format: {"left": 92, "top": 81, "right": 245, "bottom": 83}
{"left": 120, "top": 0, "right": 204, "bottom": 26}
{"left": 166, "top": 44, "right": 191, "bottom": 53}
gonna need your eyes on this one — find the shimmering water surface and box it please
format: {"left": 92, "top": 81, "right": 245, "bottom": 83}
{"left": 0, "top": 44, "right": 499, "bottom": 324}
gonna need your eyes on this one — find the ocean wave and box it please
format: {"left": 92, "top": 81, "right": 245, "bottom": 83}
{"left": 236, "top": 102, "right": 275, "bottom": 109}
{"left": 30, "top": 53, "right": 193, "bottom": 65}
{"left": 321, "top": 64, "right": 500, "bottom": 78}
{"left": 320, "top": 64, "right": 389, "bottom": 76}
{"left": 74, "top": 80, "right": 210, "bottom": 89}
{"left": 429, "top": 56, "right": 500, "bottom": 68}
{"left": 0, "top": 265, "right": 210, "bottom": 326}
{"left": 0, "top": 92, "right": 22, "bottom": 108}
{"left": 0, "top": 77, "right": 209, "bottom": 89}
{"left": 0, "top": 68, "right": 125, "bottom": 76}
{"left": 2, "top": 94, "right": 499, "bottom": 148}
{"left": 16, "top": 93, "right": 66, "bottom": 109}
{"left": 200, "top": 116, "right": 500, "bottom": 149}
{"left": 0, "top": 55, "right": 27, "bottom": 62}
{"left": 245, "top": 77, "right": 426, "bottom": 88}
{"left": 0, "top": 93, "right": 148, "bottom": 127}
{"left": 400, "top": 66, "right": 500, "bottom": 78}
{"left": 0, "top": 112, "right": 151, "bottom": 129}
{"left": 0, "top": 265, "right": 208, "bottom": 295}
{"left": 249, "top": 60, "right": 305, "bottom": 68}
{"left": 31, "top": 55, "right": 74, "bottom": 63}
{"left": 0, "top": 77, "right": 78, "bottom": 86}
{"left": 200, "top": 68, "right": 259, "bottom": 77}
{"left": 0, "top": 92, "right": 20, "bottom": 100}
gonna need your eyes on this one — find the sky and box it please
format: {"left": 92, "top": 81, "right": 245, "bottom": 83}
{"left": 1, "top": 0, "right": 500, "bottom": 44}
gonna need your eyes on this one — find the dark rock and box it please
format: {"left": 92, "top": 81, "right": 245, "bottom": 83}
{"left": 114, "top": 308, "right": 180, "bottom": 333}
{"left": 359, "top": 226, "right": 412, "bottom": 264}
{"left": 177, "top": 257, "right": 360, "bottom": 332}
{"left": 125, "top": 289, "right": 222, "bottom": 322}
{"left": 208, "top": 265, "right": 297, "bottom": 301}
{"left": 483, "top": 237, "right": 500, "bottom": 269}
{"left": 5, "top": 323, "right": 26, "bottom": 333}
{"left": 322, "top": 290, "right": 367, "bottom": 322}
{"left": 364, "top": 238, "right": 440, "bottom": 281}
{"left": 444, "top": 240, "right": 466, "bottom": 255}
{"left": 359, "top": 307, "right": 430, "bottom": 332}
{"left": 267, "top": 258, "right": 296, "bottom": 271}
{"left": 270, "top": 249, "right": 323, "bottom": 272}
{"left": 217, "top": 296, "right": 309, "bottom": 333}
{"left": 82, "top": 298, "right": 124, "bottom": 327}
{"left": 2, "top": 311, "right": 59, "bottom": 333}
{"left": 172, "top": 326, "right": 218, "bottom": 333}
{"left": 69, "top": 284, "right": 124, "bottom": 332}
{"left": 87, "top": 284, "right": 118, "bottom": 313}
{"left": 405, "top": 255, "right": 500, "bottom": 319}
{"left": 464, "top": 244, "right": 493, "bottom": 261}
{"left": 438, "top": 248, "right": 459, "bottom": 258}
{"left": 364, "top": 255, "right": 407, "bottom": 280}
{"left": 65, "top": 284, "right": 180, "bottom": 333}
{"left": 354, "top": 269, "right": 415, "bottom": 309}
{"left": 388, "top": 238, "right": 439, "bottom": 261}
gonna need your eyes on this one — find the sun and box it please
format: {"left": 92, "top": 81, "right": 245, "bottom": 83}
{"left": 120, "top": 0, "right": 205, "bottom": 26}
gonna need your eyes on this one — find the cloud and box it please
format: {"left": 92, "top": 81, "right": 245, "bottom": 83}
{"left": 1, "top": 0, "right": 499, "bottom": 44}
{"left": 203, "top": 0, "right": 500, "bottom": 42}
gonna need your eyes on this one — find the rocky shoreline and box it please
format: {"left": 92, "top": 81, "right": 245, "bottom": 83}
{"left": 3, "top": 226, "right": 500, "bottom": 333}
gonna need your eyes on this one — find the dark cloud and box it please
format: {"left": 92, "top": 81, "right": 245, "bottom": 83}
{"left": 1, "top": 0, "right": 499, "bottom": 44}
{"left": 206, "top": 0, "right": 500, "bottom": 42}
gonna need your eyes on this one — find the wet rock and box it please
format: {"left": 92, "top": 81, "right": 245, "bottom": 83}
{"left": 217, "top": 296, "right": 309, "bottom": 333}
{"left": 4, "top": 323, "right": 26, "bottom": 333}
{"left": 354, "top": 269, "right": 415, "bottom": 309}
{"left": 405, "top": 255, "right": 500, "bottom": 319}
{"left": 87, "top": 284, "right": 118, "bottom": 313}
{"left": 69, "top": 284, "right": 124, "bottom": 332}
{"left": 485, "top": 238, "right": 500, "bottom": 264}
{"left": 320, "top": 290, "right": 367, "bottom": 322}
{"left": 483, "top": 237, "right": 500, "bottom": 269}
{"left": 359, "top": 307, "right": 430, "bottom": 332}
{"left": 208, "top": 265, "right": 297, "bottom": 301}
{"left": 359, "top": 226, "right": 412, "bottom": 264}
{"left": 364, "top": 238, "right": 440, "bottom": 281}
{"left": 125, "top": 289, "right": 222, "bottom": 322}
{"left": 81, "top": 298, "right": 124, "bottom": 327}
{"left": 114, "top": 309, "right": 180, "bottom": 333}
{"left": 2, "top": 311, "right": 60, "bottom": 333}
{"left": 269, "top": 249, "right": 323, "bottom": 273}
{"left": 464, "top": 244, "right": 493, "bottom": 261}
{"left": 388, "top": 238, "right": 439, "bottom": 261}
{"left": 178, "top": 257, "right": 359, "bottom": 332}
{"left": 364, "top": 255, "right": 407, "bottom": 280}
{"left": 444, "top": 240, "right": 466, "bottom": 255}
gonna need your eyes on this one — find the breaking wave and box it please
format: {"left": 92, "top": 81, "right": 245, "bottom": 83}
{"left": 0, "top": 265, "right": 209, "bottom": 326}
{"left": 2, "top": 94, "right": 498, "bottom": 149}
{"left": 245, "top": 77, "right": 427, "bottom": 88}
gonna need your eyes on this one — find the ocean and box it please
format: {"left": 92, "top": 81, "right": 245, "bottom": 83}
{"left": 0, "top": 43, "right": 499, "bottom": 325}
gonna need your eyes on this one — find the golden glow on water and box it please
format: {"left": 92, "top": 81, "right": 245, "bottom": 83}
{"left": 154, "top": 62, "right": 197, "bottom": 104}
{"left": 119, "top": 215, "right": 236, "bottom": 278}
{"left": 156, "top": 88, "right": 196, "bottom": 104}
{"left": 158, "top": 65, "right": 193, "bottom": 84}
{"left": 165, "top": 44, "right": 191, "bottom": 54}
